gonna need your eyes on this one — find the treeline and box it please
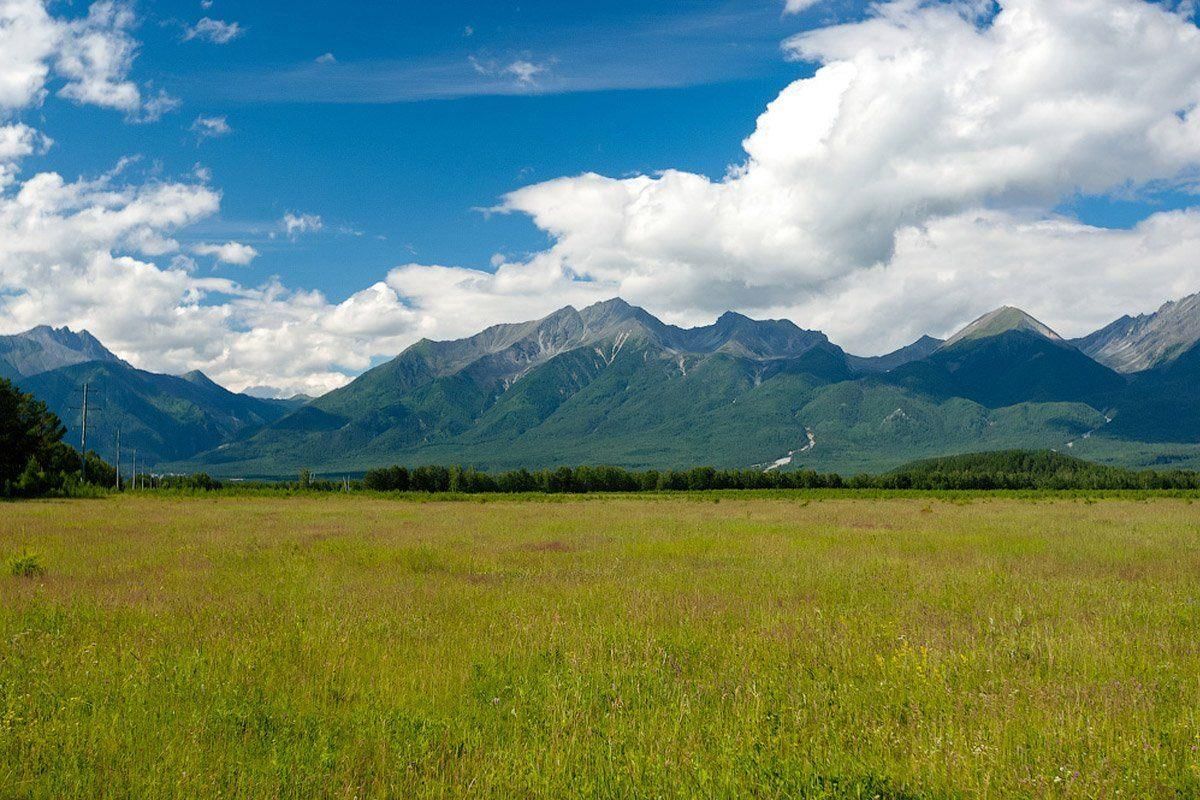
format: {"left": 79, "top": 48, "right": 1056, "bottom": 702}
{"left": 352, "top": 452, "right": 1200, "bottom": 493}
{"left": 132, "top": 452, "right": 1200, "bottom": 496}
{"left": 1, "top": 377, "right": 115, "bottom": 498}
{"left": 362, "top": 464, "right": 846, "bottom": 493}
{"left": 861, "top": 450, "right": 1200, "bottom": 491}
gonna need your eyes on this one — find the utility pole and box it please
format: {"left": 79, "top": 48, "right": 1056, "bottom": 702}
{"left": 80, "top": 382, "right": 90, "bottom": 483}
{"left": 114, "top": 428, "right": 121, "bottom": 491}
{"left": 131, "top": 449, "right": 137, "bottom": 492}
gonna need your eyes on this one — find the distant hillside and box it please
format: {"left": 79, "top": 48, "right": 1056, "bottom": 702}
{"left": 880, "top": 450, "right": 1146, "bottom": 489}
{"left": 1100, "top": 338, "right": 1200, "bottom": 443}
{"left": 847, "top": 336, "right": 943, "bottom": 373}
{"left": 17, "top": 361, "right": 292, "bottom": 466}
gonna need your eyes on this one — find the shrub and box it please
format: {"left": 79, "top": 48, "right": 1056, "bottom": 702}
{"left": 10, "top": 552, "right": 45, "bottom": 578}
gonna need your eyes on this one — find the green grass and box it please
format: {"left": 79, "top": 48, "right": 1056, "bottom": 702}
{"left": 3, "top": 495, "right": 1200, "bottom": 798}
{"left": 7, "top": 551, "right": 44, "bottom": 578}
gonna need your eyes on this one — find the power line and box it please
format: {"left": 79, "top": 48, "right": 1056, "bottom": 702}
{"left": 80, "top": 382, "right": 89, "bottom": 480}
{"left": 67, "top": 381, "right": 105, "bottom": 483}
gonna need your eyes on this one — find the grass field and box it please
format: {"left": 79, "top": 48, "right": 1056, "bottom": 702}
{"left": 3, "top": 494, "right": 1200, "bottom": 798}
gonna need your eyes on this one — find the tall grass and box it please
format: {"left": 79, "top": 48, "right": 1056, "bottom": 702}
{"left": 2, "top": 495, "right": 1199, "bottom": 798}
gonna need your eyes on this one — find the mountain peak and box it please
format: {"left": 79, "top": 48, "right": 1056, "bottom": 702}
{"left": 0, "top": 324, "right": 124, "bottom": 378}
{"left": 716, "top": 311, "right": 751, "bottom": 325}
{"left": 543, "top": 304, "right": 582, "bottom": 320}
{"left": 943, "top": 307, "right": 1062, "bottom": 349}
{"left": 181, "top": 369, "right": 220, "bottom": 388}
{"left": 585, "top": 297, "right": 633, "bottom": 313}
{"left": 1074, "top": 290, "right": 1200, "bottom": 373}
{"left": 579, "top": 298, "right": 661, "bottom": 339}
{"left": 27, "top": 325, "right": 106, "bottom": 349}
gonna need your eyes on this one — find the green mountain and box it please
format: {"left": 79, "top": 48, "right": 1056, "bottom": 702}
{"left": 1094, "top": 339, "right": 1200, "bottom": 443}
{"left": 887, "top": 327, "right": 1126, "bottom": 408}
{"left": 16, "top": 360, "right": 294, "bottom": 467}
{"left": 171, "top": 301, "right": 1131, "bottom": 477}
{"left": 179, "top": 300, "right": 848, "bottom": 473}
{"left": 13, "top": 297, "right": 1200, "bottom": 478}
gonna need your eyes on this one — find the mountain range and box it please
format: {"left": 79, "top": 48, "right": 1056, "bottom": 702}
{"left": 0, "top": 327, "right": 300, "bottom": 466}
{"left": 6, "top": 292, "right": 1200, "bottom": 477}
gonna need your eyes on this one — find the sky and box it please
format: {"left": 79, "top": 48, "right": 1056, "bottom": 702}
{"left": 2, "top": 0, "right": 1200, "bottom": 396}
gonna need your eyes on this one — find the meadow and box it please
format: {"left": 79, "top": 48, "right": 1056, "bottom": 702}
{"left": 2, "top": 494, "right": 1200, "bottom": 798}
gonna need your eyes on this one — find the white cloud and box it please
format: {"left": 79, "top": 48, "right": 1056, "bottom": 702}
{"left": 0, "top": 123, "right": 49, "bottom": 188}
{"left": 136, "top": 89, "right": 181, "bottom": 123}
{"left": 0, "top": 166, "right": 419, "bottom": 395}
{"left": 783, "top": 0, "right": 826, "bottom": 13}
{"left": 470, "top": 55, "right": 550, "bottom": 87}
{"left": 0, "top": 123, "right": 46, "bottom": 161}
{"left": 431, "top": 0, "right": 1200, "bottom": 352}
{"left": 314, "top": 52, "right": 336, "bottom": 65}
{"left": 183, "top": 17, "right": 243, "bottom": 44}
{"left": 505, "top": 60, "right": 545, "bottom": 85}
{"left": 192, "top": 241, "right": 257, "bottom": 265}
{"left": 770, "top": 209, "right": 1200, "bottom": 353}
{"left": 282, "top": 212, "right": 322, "bottom": 238}
{"left": 190, "top": 115, "right": 231, "bottom": 141}
{"left": 375, "top": 207, "right": 1200, "bottom": 356}
{"left": 0, "top": 0, "right": 175, "bottom": 122}
{"left": 0, "top": 0, "right": 57, "bottom": 110}
{"left": 55, "top": 2, "right": 141, "bottom": 113}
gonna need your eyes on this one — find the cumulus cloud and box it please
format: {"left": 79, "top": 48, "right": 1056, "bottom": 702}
{"left": 0, "top": 123, "right": 47, "bottom": 161}
{"left": 314, "top": 52, "right": 336, "bottom": 65}
{"left": 0, "top": 0, "right": 58, "bottom": 110}
{"left": 190, "top": 115, "right": 231, "bottom": 141}
{"left": 430, "top": 0, "right": 1200, "bottom": 352}
{"left": 0, "top": 0, "right": 175, "bottom": 121}
{"left": 0, "top": 166, "right": 420, "bottom": 395}
{"left": 183, "top": 17, "right": 243, "bottom": 44}
{"left": 0, "top": 123, "right": 50, "bottom": 186}
{"left": 376, "top": 209, "right": 1200, "bottom": 353}
{"left": 55, "top": 2, "right": 142, "bottom": 113}
{"left": 192, "top": 241, "right": 257, "bottom": 265}
{"left": 770, "top": 210, "right": 1200, "bottom": 353}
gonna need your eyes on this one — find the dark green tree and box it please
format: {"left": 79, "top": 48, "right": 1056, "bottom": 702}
{"left": 1, "top": 377, "right": 74, "bottom": 496}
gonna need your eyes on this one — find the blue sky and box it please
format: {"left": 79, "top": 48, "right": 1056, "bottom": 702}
{"left": 26, "top": 0, "right": 870, "bottom": 303}
{"left": 6, "top": 0, "right": 1200, "bottom": 394}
